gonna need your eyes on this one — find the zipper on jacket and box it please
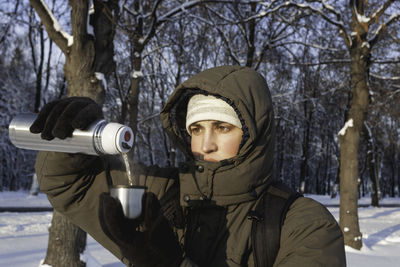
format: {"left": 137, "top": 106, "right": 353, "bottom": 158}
{"left": 250, "top": 211, "right": 263, "bottom": 267}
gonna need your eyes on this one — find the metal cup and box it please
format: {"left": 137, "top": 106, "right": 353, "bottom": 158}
{"left": 109, "top": 185, "right": 147, "bottom": 219}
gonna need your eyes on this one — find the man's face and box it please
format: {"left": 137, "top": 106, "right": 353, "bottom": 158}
{"left": 189, "top": 120, "right": 243, "bottom": 162}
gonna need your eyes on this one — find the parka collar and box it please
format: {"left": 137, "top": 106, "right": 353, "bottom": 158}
{"left": 160, "top": 66, "right": 276, "bottom": 206}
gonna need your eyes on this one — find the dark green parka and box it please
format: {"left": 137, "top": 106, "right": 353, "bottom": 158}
{"left": 36, "top": 66, "right": 346, "bottom": 266}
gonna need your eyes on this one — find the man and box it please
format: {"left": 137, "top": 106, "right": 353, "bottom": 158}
{"left": 33, "top": 65, "right": 346, "bottom": 266}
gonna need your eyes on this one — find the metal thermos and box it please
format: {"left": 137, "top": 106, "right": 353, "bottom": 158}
{"left": 8, "top": 113, "right": 134, "bottom": 155}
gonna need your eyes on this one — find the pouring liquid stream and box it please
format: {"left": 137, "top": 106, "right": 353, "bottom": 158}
{"left": 122, "top": 153, "right": 136, "bottom": 186}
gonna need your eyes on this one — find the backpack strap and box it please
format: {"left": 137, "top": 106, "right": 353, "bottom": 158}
{"left": 250, "top": 181, "right": 302, "bottom": 267}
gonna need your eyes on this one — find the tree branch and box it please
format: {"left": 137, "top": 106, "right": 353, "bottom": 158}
{"left": 370, "top": 12, "right": 400, "bottom": 47}
{"left": 371, "top": 58, "right": 400, "bottom": 64}
{"left": 289, "top": 59, "right": 351, "bottom": 66}
{"left": 29, "top": 0, "right": 70, "bottom": 54}
{"left": 245, "top": 1, "right": 351, "bottom": 50}
{"left": 370, "top": 73, "right": 400, "bottom": 81}
{"left": 69, "top": 0, "right": 90, "bottom": 49}
{"left": 368, "top": 0, "right": 395, "bottom": 26}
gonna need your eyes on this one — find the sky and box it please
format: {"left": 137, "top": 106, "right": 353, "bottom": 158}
{"left": 0, "top": 191, "right": 399, "bottom": 267}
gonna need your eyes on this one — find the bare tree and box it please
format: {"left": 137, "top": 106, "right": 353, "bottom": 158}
{"left": 261, "top": 0, "right": 400, "bottom": 250}
{"left": 116, "top": 0, "right": 208, "bottom": 160}
{"left": 29, "top": 0, "right": 118, "bottom": 265}
{"left": 197, "top": 1, "right": 303, "bottom": 70}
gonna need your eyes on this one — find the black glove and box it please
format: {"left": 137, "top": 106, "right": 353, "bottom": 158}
{"left": 99, "top": 192, "right": 183, "bottom": 267}
{"left": 30, "top": 97, "right": 103, "bottom": 140}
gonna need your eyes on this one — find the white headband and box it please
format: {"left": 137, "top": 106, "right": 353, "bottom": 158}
{"left": 186, "top": 94, "right": 242, "bottom": 134}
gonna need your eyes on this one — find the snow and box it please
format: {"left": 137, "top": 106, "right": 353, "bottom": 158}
{"left": 362, "top": 42, "right": 370, "bottom": 49}
{"left": 321, "top": 1, "right": 335, "bottom": 13}
{"left": 0, "top": 191, "right": 123, "bottom": 267}
{"left": 131, "top": 70, "right": 143, "bottom": 79}
{"left": 1, "top": 191, "right": 400, "bottom": 267}
{"left": 309, "top": 194, "right": 400, "bottom": 266}
{"left": 352, "top": 0, "right": 370, "bottom": 24}
{"left": 356, "top": 13, "right": 370, "bottom": 23}
{"left": 87, "top": 0, "right": 95, "bottom": 37}
{"left": 388, "top": 13, "right": 400, "bottom": 22}
{"left": 94, "top": 72, "right": 107, "bottom": 90}
{"left": 338, "top": 118, "right": 354, "bottom": 136}
{"left": 39, "top": 0, "right": 73, "bottom": 47}
{"left": 258, "top": 10, "right": 267, "bottom": 17}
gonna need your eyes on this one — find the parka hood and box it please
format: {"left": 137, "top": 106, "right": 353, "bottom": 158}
{"left": 160, "top": 66, "right": 276, "bottom": 206}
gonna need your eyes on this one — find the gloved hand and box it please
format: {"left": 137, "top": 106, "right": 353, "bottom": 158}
{"left": 30, "top": 97, "right": 103, "bottom": 140}
{"left": 99, "top": 192, "right": 183, "bottom": 267}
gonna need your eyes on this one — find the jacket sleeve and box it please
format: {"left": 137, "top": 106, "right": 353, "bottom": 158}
{"left": 35, "top": 151, "right": 177, "bottom": 266}
{"left": 273, "top": 197, "right": 346, "bottom": 267}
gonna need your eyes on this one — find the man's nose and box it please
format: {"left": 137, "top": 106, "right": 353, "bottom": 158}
{"left": 202, "top": 131, "right": 217, "bottom": 153}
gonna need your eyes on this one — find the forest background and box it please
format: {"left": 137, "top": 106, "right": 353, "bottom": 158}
{"left": 0, "top": 0, "right": 399, "bottom": 264}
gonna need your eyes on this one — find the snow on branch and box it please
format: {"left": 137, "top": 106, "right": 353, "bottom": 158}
{"left": 241, "top": 1, "right": 351, "bottom": 49}
{"left": 352, "top": 0, "right": 370, "bottom": 24}
{"left": 30, "top": 0, "right": 73, "bottom": 53}
{"left": 129, "top": 0, "right": 214, "bottom": 48}
{"left": 370, "top": 12, "right": 400, "bottom": 46}
{"left": 243, "top": 1, "right": 345, "bottom": 29}
{"left": 370, "top": 73, "right": 400, "bottom": 81}
{"left": 282, "top": 40, "right": 341, "bottom": 52}
{"left": 369, "top": 0, "right": 396, "bottom": 26}
{"left": 338, "top": 119, "right": 354, "bottom": 136}
{"left": 94, "top": 72, "right": 107, "bottom": 90}
{"left": 289, "top": 59, "right": 350, "bottom": 66}
{"left": 387, "top": 13, "right": 400, "bottom": 26}
{"left": 371, "top": 58, "right": 400, "bottom": 64}
{"left": 157, "top": 0, "right": 206, "bottom": 24}
{"left": 204, "top": 4, "right": 236, "bottom": 24}
{"left": 356, "top": 12, "right": 370, "bottom": 24}
{"left": 131, "top": 70, "right": 143, "bottom": 79}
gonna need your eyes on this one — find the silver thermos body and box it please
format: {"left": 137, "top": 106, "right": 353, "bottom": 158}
{"left": 8, "top": 113, "right": 134, "bottom": 155}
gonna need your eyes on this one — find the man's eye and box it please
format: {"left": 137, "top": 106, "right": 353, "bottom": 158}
{"left": 190, "top": 127, "right": 201, "bottom": 135}
{"left": 217, "top": 125, "right": 230, "bottom": 132}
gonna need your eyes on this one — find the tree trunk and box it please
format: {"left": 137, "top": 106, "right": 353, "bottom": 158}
{"left": 338, "top": 49, "right": 369, "bottom": 250}
{"left": 44, "top": 211, "right": 87, "bottom": 267}
{"left": 331, "top": 169, "right": 339, "bottom": 199}
{"left": 276, "top": 118, "right": 285, "bottom": 181}
{"left": 324, "top": 136, "right": 331, "bottom": 195}
{"left": 364, "top": 125, "right": 380, "bottom": 206}
{"left": 315, "top": 162, "right": 321, "bottom": 194}
{"left": 128, "top": 74, "right": 141, "bottom": 160}
{"left": 398, "top": 151, "right": 400, "bottom": 197}
{"left": 30, "top": 0, "right": 118, "bottom": 265}
{"left": 337, "top": 0, "right": 382, "bottom": 250}
{"left": 389, "top": 145, "right": 396, "bottom": 197}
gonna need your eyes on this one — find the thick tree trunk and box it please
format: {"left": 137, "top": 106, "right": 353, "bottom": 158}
{"left": 30, "top": 0, "right": 117, "bottom": 265}
{"left": 337, "top": 0, "right": 385, "bottom": 250}
{"left": 339, "top": 48, "right": 369, "bottom": 250}
{"left": 44, "top": 211, "right": 87, "bottom": 267}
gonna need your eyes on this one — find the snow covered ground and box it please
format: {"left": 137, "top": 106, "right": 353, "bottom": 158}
{"left": 0, "top": 191, "right": 399, "bottom": 267}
